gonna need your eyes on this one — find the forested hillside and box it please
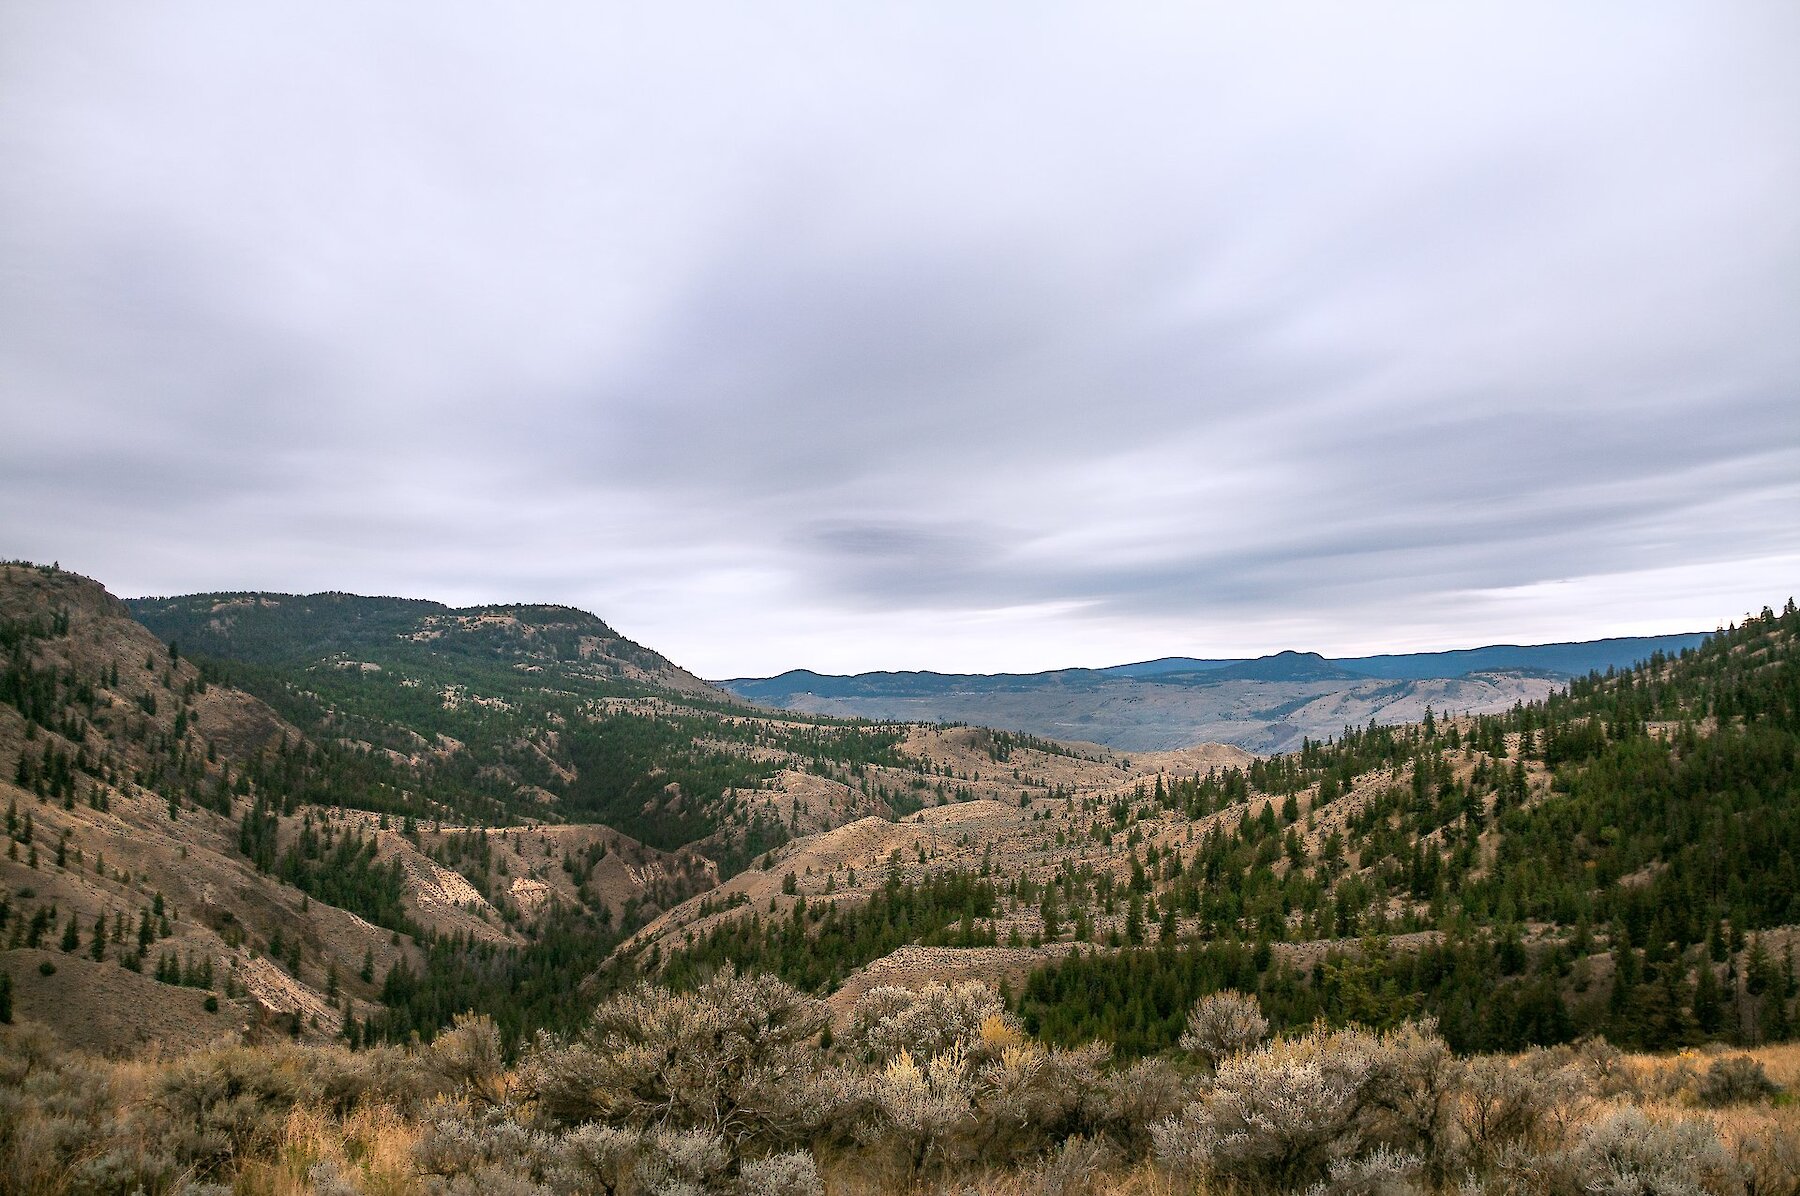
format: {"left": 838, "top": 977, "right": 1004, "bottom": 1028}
{"left": 1052, "top": 600, "right": 1795, "bottom": 1050}
{"left": 0, "top": 566, "right": 897, "bottom": 1051}
{"left": 3, "top": 564, "right": 1134, "bottom": 1052}
{"left": 128, "top": 589, "right": 922, "bottom": 870}
{"left": 649, "top": 600, "right": 1800, "bottom": 1058}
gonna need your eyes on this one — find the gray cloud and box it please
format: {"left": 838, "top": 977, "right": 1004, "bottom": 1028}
{"left": 2, "top": 3, "right": 1796, "bottom": 676}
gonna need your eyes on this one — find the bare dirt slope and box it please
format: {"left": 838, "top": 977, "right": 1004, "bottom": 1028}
{"left": 3, "top": 948, "right": 250, "bottom": 1055}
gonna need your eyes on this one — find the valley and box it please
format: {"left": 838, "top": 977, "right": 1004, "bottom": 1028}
{"left": 0, "top": 559, "right": 1790, "bottom": 1052}
{"left": 4, "top": 558, "right": 1798, "bottom": 1194}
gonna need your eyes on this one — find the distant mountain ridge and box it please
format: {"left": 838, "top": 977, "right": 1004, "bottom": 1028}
{"left": 723, "top": 632, "right": 1710, "bottom": 696}
{"left": 1201, "top": 650, "right": 1361, "bottom": 683}
{"left": 719, "top": 631, "right": 1712, "bottom": 752}
{"left": 1329, "top": 634, "right": 1714, "bottom": 679}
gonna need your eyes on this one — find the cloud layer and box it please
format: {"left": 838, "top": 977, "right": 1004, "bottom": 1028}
{"left": 3, "top": 3, "right": 1796, "bottom": 675}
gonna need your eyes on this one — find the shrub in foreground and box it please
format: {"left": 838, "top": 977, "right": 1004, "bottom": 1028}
{"left": 1179, "top": 989, "right": 1270, "bottom": 1071}
{"left": 1562, "top": 1108, "right": 1744, "bottom": 1196}
{"left": 521, "top": 966, "right": 827, "bottom": 1149}
{"left": 1697, "top": 1054, "right": 1782, "bottom": 1107}
{"left": 1153, "top": 1025, "right": 1386, "bottom": 1192}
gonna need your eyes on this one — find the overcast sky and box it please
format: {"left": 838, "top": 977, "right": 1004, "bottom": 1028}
{"left": 3, "top": 4, "right": 1796, "bottom": 677}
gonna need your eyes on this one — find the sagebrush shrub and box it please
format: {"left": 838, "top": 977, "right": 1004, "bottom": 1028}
{"left": 1696, "top": 1055, "right": 1781, "bottom": 1107}
{"left": 1566, "top": 1108, "right": 1744, "bottom": 1196}
{"left": 1645, "top": 1057, "right": 1703, "bottom": 1104}
{"left": 0, "top": 1028, "right": 171, "bottom": 1195}
{"left": 1153, "top": 1026, "right": 1380, "bottom": 1192}
{"left": 1736, "top": 1118, "right": 1800, "bottom": 1196}
{"left": 1178, "top": 989, "right": 1269, "bottom": 1070}
{"left": 1360, "top": 1020, "right": 1460, "bottom": 1176}
{"left": 735, "top": 1149, "right": 825, "bottom": 1196}
{"left": 1028, "top": 1134, "right": 1113, "bottom": 1196}
{"left": 554, "top": 1121, "right": 644, "bottom": 1192}
{"left": 629, "top": 1127, "right": 732, "bottom": 1196}
{"left": 1309, "top": 1144, "right": 1425, "bottom": 1196}
{"left": 966, "top": 1039, "right": 1111, "bottom": 1161}
{"left": 847, "top": 980, "right": 1011, "bottom": 1064}
{"left": 1091, "top": 1056, "right": 1189, "bottom": 1155}
{"left": 522, "top": 966, "right": 827, "bottom": 1150}
{"left": 302, "top": 1041, "right": 438, "bottom": 1115}
{"left": 13, "top": 969, "right": 1784, "bottom": 1196}
{"left": 1571, "top": 1036, "right": 1638, "bottom": 1100}
{"left": 552, "top": 1121, "right": 822, "bottom": 1196}
{"left": 1453, "top": 1051, "right": 1580, "bottom": 1170}
{"left": 308, "top": 1158, "right": 361, "bottom": 1196}
{"left": 0, "top": 1021, "right": 63, "bottom": 1086}
{"left": 1153, "top": 1021, "right": 1466, "bottom": 1194}
{"left": 855, "top": 1044, "right": 978, "bottom": 1181}
{"left": 155, "top": 1043, "right": 319, "bottom": 1173}
{"left": 815, "top": 1030, "right": 1114, "bottom": 1185}
{"left": 413, "top": 1101, "right": 557, "bottom": 1193}
{"left": 425, "top": 1012, "right": 508, "bottom": 1107}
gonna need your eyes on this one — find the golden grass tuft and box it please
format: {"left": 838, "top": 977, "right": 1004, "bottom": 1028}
{"left": 236, "top": 1104, "right": 424, "bottom": 1196}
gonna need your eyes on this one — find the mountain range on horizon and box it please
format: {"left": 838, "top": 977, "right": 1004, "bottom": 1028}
{"left": 115, "top": 583, "right": 1712, "bottom": 754}
{"left": 117, "top": 583, "right": 1712, "bottom": 754}
{"left": 719, "top": 632, "right": 1713, "bottom": 753}
{"left": 722, "top": 633, "right": 1715, "bottom": 692}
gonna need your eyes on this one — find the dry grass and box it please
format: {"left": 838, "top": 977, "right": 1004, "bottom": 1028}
{"left": 1609, "top": 1041, "right": 1800, "bottom": 1102}
{"left": 235, "top": 1105, "right": 422, "bottom": 1196}
{"left": 825, "top": 1160, "right": 1190, "bottom": 1196}
{"left": 1704, "top": 1041, "right": 1800, "bottom": 1088}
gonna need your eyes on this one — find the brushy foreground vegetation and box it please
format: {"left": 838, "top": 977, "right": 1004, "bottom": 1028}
{"left": 3, "top": 971, "right": 1797, "bottom": 1196}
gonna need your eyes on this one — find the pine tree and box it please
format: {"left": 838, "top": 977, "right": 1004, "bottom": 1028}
{"left": 1693, "top": 959, "right": 1725, "bottom": 1039}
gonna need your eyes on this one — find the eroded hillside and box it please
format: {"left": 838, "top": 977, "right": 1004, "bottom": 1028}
{"left": 0, "top": 566, "right": 716, "bottom": 1049}
{"left": 3, "top": 564, "right": 1252, "bottom": 1052}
